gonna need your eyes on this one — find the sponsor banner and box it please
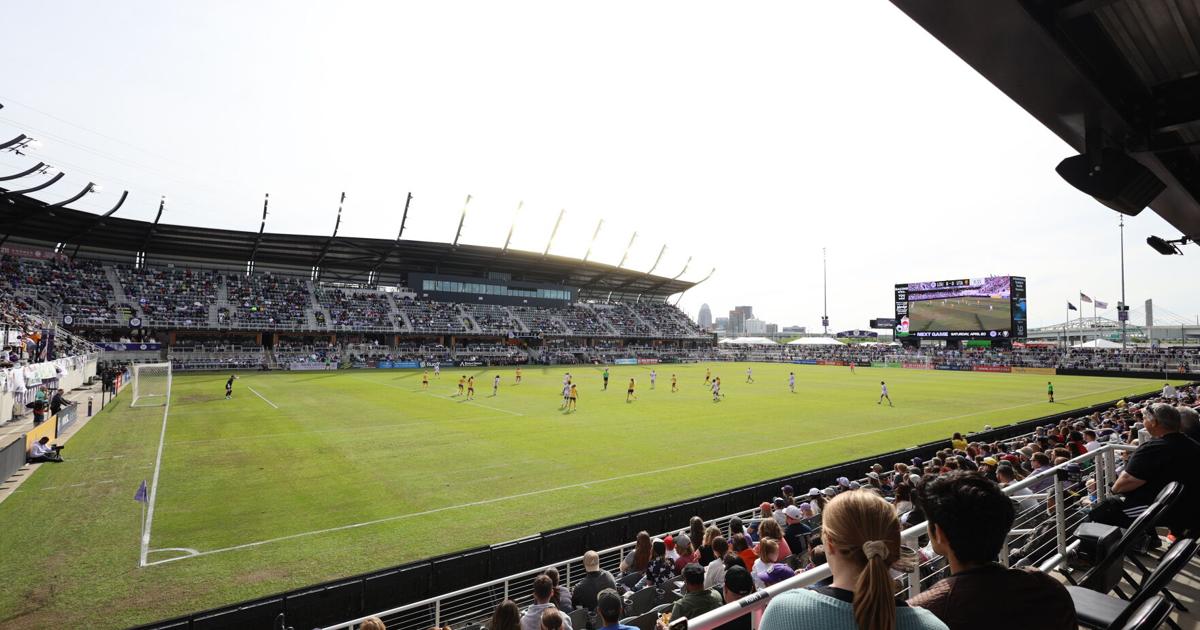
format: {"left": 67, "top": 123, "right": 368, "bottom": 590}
{"left": 902, "top": 362, "right": 931, "bottom": 370}
{"left": 0, "top": 245, "right": 67, "bottom": 261}
{"left": 290, "top": 362, "right": 338, "bottom": 371}
{"left": 872, "top": 361, "right": 903, "bottom": 368}
{"left": 637, "top": 358, "right": 660, "bottom": 365}
{"left": 816, "top": 360, "right": 848, "bottom": 366}
{"left": 351, "top": 362, "right": 369, "bottom": 369}
{"left": 855, "top": 361, "right": 872, "bottom": 368}
{"left": 456, "top": 360, "right": 484, "bottom": 367}
{"left": 377, "top": 360, "right": 421, "bottom": 369}
{"left": 57, "top": 405, "right": 78, "bottom": 432}
{"left": 792, "top": 359, "right": 818, "bottom": 365}
{"left": 934, "top": 364, "right": 975, "bottom": 371}
{"left": 613, "top": 358, "right": 638, "bottom": 365}
{"left": 1012, "top": 366, "right": 1056, "bottom": 375}
{"left": 973, "top": 365, "right": 1012, "bottom": 373}
{"left": 98, "top": 342, "right": 162, "bottom": 352}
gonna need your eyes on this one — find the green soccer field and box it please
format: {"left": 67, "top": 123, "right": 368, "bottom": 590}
{"left": 0, "top": 363, "right": 1183, "bottom": 628}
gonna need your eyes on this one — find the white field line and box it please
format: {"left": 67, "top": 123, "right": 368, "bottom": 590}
{"left": 247, "top": 386, "right": 279, "bottom": 409}
{"left": 139, "top": 397, "right": 172, "bottom": 567}
{"left": 352, "top": 374, "right": 524, "bottom": 417}
{"left": 165, "top": 414, "right": 513, "bottom": 446}
{"left": 142, "top": 384, "right": 1131, "bottom": 566}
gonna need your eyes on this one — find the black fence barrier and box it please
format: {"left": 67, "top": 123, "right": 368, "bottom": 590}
{"left": 0, "top": 435, "right": 26, "bottom": 485}
{"left": 1058, "top": 368, "right": 1200, "bottom": 381}
{"left": 136, "top": 383, "right": 1185, "bottom": 630}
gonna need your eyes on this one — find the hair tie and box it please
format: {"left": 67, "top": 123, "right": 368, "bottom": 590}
{"left": 862, "top": 540, "right": 889, "bottom": 561}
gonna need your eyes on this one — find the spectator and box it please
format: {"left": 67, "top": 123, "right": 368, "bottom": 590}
{"left": 571, "top": 550, "right": 616, "bottom": 611}
{"left": 712, "top": 565, "right": 756, "bottom": 630}
{"left": 1082, "top": 430, "right": 1101, "bottom": 452}
{"left": 29, "top": 398, "right": 48, "bottom": 426}
{"left": 635, "top": 539, "right": 676, "bottom": 589}
{"left": 28, "top": 437, "right": 64, "bottom": 463}
{"left": 907, "top": 472, "right": 1076, "bottom": 629}
{"left": 731, "top": 533, "right": 757, "bottom": 571}
{"left": 49, "top": 388, "right": 70, "bottom": 416}
{"left": 620, "top": 530, "right": 652, "bottom": 575}
{"left": 595, "top": 589, "right": 636, "bottom": 630}
{"left": 750, "top": 538, "right": 794, "bottom": 588}
{"left": 754, "top": 519, "right": 792, "bottom": 560}
{"left": 951, "top": 432, "right": 967, "bottom": 451}
{"left": 669, "top": 564, "right": 723, "bottom": 621}
{"left": 782, "top": 505, "right": 812, "bottom": 560}
{"left": 544, "top": 567, "right": 573, "bottom": 612}
{"left": 689, "top": 516, "right": 706, "bottom": 554}
{"left": 699, "top": 525, "right": 721, "bottom": 565}
{"left": 360, "top": 617, "right": 386, "bottom": 630}
{"left": 1092, "top": 402, "right": 1200, "bottom": 535}
{"left": 704, "top": 535, "right": 729, "bottom": 589}
{"left": 490, "top": 601, "right": 522, "bottom": 630}
{"left": 673, "top": 533, "right": 699, "bottom": 572}
{"left": 758, "top": 491, "right": 946, "bottom": 630}
{"left": 521, "top": 575, "right": 572, "bottom": 630}
{"left": 1178, "top": 405, "right": 1200, "bottom": 443}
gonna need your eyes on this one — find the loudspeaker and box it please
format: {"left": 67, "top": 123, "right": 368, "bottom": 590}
{"left": 1056, "top": 148, "right": 1165, "bottom": 216}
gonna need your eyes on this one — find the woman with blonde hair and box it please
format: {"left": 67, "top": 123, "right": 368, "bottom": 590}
{"left": 754, "top": 518, "right": 792, "bottom": 560}
{"left": 759, "top": 491, "right": 946, "bottom": 630}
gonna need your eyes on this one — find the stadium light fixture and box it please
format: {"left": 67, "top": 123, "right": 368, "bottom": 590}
{"left": 2, "top": 135, "right": 41, "bottom": 156}
{"left": 88, "top": 183, "right": 103, "bottom": 194}
{"left": 1146, "top": 235, "right": 1191, "bottom": 255}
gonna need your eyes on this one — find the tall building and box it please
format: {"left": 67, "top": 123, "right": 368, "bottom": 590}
{"left": 697, "top": 303, "right": 713, "bottom": 329}
{"left": 765, "top": 323, "right": 779, "bottom": 334}
{"left": 715, "top": 316, "right": 730, "bottom": 332}
{"left": 728, "top": 306, "right": 753, "bottom": 335}
{"left": 745, "top": 318, "right": 766, "bottom": 334}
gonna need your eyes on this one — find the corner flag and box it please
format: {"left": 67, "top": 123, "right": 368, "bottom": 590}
{"left": 134, "top": 480, "right": 148, "bottom": 504}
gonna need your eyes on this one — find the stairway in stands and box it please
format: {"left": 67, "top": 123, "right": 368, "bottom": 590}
{"left": 104, "top": 266, "right": 139, "bottom": 326}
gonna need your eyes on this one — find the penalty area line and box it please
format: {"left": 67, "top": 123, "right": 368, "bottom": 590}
{"left": 247, "top": 386, "right": 279, "bottom": 409}
{"left": 138, "top": 383, "right": 1131, "bottom": 566}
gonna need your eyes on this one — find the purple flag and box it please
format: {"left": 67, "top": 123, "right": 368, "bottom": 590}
{"left": 134, "top": 480, "right": 148, "bottom": 504}
{"left": 1095, "top": 300, "right": 1108, "bottom": 309}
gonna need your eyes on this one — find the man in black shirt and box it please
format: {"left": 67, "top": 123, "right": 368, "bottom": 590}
{"left": 712, "top": 565, "right": 755, "bottom": 630}
{"left": 1092, "top": 403, "right": 1200, "bottom": 535}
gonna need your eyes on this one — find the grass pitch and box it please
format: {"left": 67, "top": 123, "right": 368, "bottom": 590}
{"left": 910, "top": 296, "right": 1011, "bottom": 331}
{"left": 0, "top": 363, "right": 1182, "bottom": 628}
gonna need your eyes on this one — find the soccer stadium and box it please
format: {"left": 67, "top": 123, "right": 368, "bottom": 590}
{"left": 5, "top": 2, "right": 1200, "bottom": 630}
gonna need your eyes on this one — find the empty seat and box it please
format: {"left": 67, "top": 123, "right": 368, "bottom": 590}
{"left": 1067, "top": 537, "right": 1196, "bottom": 629}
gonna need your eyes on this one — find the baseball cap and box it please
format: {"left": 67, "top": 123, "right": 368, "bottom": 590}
{"left": 760, "top": 501, "right": 773, "bottom": 513}
{"left": 597, "top": 589, "right": 623, "bottom": 620}
{"left": 797, "top": 502, "right": 812, "bottom": 513}
{"left": 808, "top": 488, "right": 820, "bottom": 497}
{"left": 723, "top": 566, "right": 755, "bottom": 596}
{"left": 682, "top": 563, "right": 705, "bottom": 584}
{"left": 911, "top": 457, "right": 923, "bottom": 467}
{"left": 983, "top": 457, "right": 999, "bottom": 466}
{"left": 663, "top": 534, "right": 673, "bottom": 548}
{"left": 836, "top": 476, "right": 850, "bottom": 487}
{"left": 848, "top": 481, "right": 861, "bottom": 490}
{"left": 783, "top": 505, "right": 802, "bottom": 520}
{"left": 781, "top": 484, "right": 794, "bottom": 494}
{"left": 674, "top": 533, "right": 691, "bottom": 548}
{"left": 866, "top": 472, "right": 879, "bottom": 480}
{"left": 822, "top": 487, "right": 836, "bottom": 497}
{"left": 756, "top": 563, "right": 796, "bottom": 586}
{"left": 773, "top": 497, "right": 786, "bottom": 508}
{"left": 909, "top": 474, "right": 922, "bottom": 486}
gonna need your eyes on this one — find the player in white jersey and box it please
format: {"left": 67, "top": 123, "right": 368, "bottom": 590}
{"left": 560, "top": 380, "right": 572, "bottom": 409}
{"left": 878, "top": 380, "right": 893, "bottom": 406}
{"left": 745, "top": 367, "right": 754, "bottom": 383}
{"left": 649, "top": 369, "right": 657, "bottom": 389}
{"left": 433, "top": 362, "right": 441, "bottom": 377}
{"left": 711, "top": 377, "right": 722, "bottom": 402}
{"left": 788, "top": 371, "right": 796, "bottom": 393}
{"left": 492, "top": 374, "right": 501, "bottom": 397}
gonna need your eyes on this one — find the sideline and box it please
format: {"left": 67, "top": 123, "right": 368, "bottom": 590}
{"left": 247, "top": 386, "right": 279, "bottom": 409}
{"left": 141, "top": 384, "right": 1133, "bottom": 566}
{"left": 139, "top": 397, "right": 172, "bottom": 567}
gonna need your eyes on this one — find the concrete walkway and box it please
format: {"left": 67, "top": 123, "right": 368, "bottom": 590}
{"left": 0, "top": 379, "right": 108, "bottom": 505}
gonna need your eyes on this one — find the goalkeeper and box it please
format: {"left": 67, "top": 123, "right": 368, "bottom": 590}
{"left": 225, "top": 374, "right": 239, "bottom": 400}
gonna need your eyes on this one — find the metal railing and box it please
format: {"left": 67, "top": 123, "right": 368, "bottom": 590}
{"left": 682, "top": 443, "right": 1134, "bottom": 630}
{"left": 324, "top": 507, "right": 763, "bottom": 630}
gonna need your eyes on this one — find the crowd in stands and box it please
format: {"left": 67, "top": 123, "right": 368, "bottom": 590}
{"left": 591, "top": 303, "right": 654, "bottom": 337}
{"left": 226, "top": 273, "right": 311, "bottom": 328}
{"left": 397, "top": 299, "right": 470, "bottom": 333}
{"left": 317, "top": 288, "right": 395, "bottom": 329}
{"left": 2, "top": 255, "right": 122, "bottom": 326}
{"left": 117, "top": 265, "right": 216, "bottom": 327}
{"left": 275, "top": 342, "right": 338, "bottom": 366}
{"left": 510, "top": 306, "right": 570, "bottom": 335}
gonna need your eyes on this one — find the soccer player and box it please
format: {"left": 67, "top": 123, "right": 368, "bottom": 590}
{"left": 878, "top": 380, "right": 893, "bottom": 406}
{"left": 704, "top": 367, "right": 711, "bottom": 384}
{"left": 421, "top": 370, "right": 429, "bottom": 390}
{"left": 466, "top": 376, "right": 476, "bottom": 400}
{"left": 711, "top": 376, "right": 721, "bottom": 402}
{"left": 433, "top": 362, "right": 441, "bottom": 377}
{"left": 515, "top": 367, "right": 522, "bottom": 384}
{"left": 457, "top": 375, "right": 466, "bottom": 397}
{"left": 626, "top": 378, "right": 637, "bottom": 403}
{"left": 850, "top": 362, "right": 856, "bottom": 374}
{"left": 671, "top": 373, "right": 678, "bottom": 392}
{"left": 560, "top": 379, "right": 572, "bottom": 409}
{"left": 746, "top": 367, "right": 754, "bottom": 383}
{"left": 788, "top": 371, "right": 796, "bottom": 393}
{"left": 492, "top": 374, "right": 500, "bottom": 397}
{"left": 1047, "top": 381, "right": 1054, "bottom": 403}
{"left": 602, "top": 368, "right": 609, "bottom": 391}
{"left": 225, "top": 374, "right": 238, "bottom": 400}
{"left": 650, "top": 369, "right": 657, "bottom": 389}
{"left": 567, "top": 382, "right": 578, "bottom": 412}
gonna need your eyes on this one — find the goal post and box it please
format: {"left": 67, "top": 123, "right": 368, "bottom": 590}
{"left": 131, "top": 363, "right": 172, "bottom": 408}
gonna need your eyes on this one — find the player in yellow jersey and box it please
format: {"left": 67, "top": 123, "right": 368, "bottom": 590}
{"left": 626, "top": 378, "right": 637, "bottom": 403}
{"left": 422, "top": 370, "right": 429, "bottom": 390}
{"left": 704, "top": 367, "right": 711, "bottom": 384}
{"left": 515, "top": 367, "right": 522, "bottom": 384}
{"left": 671, "top": 373, "right": 678, "bottom": 392}
{"left": 457, "top": 375, "right": 465, "bottom": 396}
{"left": 567, "top": 383, "right": 578, "bottom": 412}
{"left": 466, "top": 376, "right": 475, "bottom": 400}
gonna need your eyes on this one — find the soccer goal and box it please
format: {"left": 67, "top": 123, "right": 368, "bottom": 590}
{"left": 131, "top": 363, "right": 173, "bottom": 408}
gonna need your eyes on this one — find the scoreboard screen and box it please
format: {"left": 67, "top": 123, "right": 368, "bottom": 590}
{"left": 895, "top": 276, "right": 1026, "bottom": 340}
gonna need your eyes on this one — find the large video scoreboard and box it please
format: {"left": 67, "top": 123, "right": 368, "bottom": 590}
{"left": 894, "top": 276, "right": 1026, "bottom": 340}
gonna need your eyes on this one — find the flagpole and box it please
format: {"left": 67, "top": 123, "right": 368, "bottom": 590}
{"left": 1120, "top": 214, "right": 1127, "bottom": 349}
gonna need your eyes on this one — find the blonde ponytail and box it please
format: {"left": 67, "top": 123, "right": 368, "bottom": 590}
{"left": 819, "top": 491, "right": 914, "bottom": 630}
{"left": 853, "top": 543, "right": 897, "bottom": 630}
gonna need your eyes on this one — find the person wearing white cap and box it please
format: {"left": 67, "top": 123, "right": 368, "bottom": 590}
{"left": 783, "top": 504, "right": 813, "bottom": 561}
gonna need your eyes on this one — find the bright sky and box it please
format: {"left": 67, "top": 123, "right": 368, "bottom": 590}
{"left": 1, "top": 1, "right": 1196, "bottom": 330}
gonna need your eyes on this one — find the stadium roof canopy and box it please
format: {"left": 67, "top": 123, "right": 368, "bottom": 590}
{"left": 1074, "top": 338, "right": 1123, "bottom": 348}
{"left": 787, "top": 336, "right": 845, "bottom": 345}
{"left": 890, "top": 0, "right": 1200, "bottom": 238}
{"left": 0, "top": 190, "right": 695, "bottom": 300}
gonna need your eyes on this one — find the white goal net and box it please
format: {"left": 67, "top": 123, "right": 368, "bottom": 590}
{"left": 131, "top": 363, "right": 172, "bottom": 408}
